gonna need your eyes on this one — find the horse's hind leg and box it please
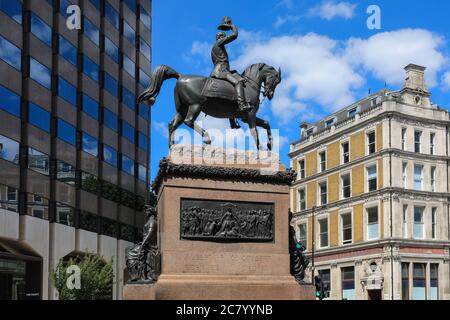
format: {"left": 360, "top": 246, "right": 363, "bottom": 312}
{"left": 184, "top": 104, "right": 211, "bottom": 144}
{"left": 168, "top": 112, "right": 185, "bottom": 148}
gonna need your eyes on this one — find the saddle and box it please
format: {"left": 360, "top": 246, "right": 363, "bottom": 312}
{"left": 201, "top": 77, "right": 239, "bottom": 101}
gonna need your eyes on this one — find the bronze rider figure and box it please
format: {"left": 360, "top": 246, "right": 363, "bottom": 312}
{"left": 211, "top": 16, "right": 252, "bottom": 115}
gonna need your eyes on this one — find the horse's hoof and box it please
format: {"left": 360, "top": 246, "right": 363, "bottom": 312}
{"left": 267, "top": 143, "right": 272, "bottom": 151}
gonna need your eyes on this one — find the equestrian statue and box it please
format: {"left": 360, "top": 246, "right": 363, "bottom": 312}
{"left": 138, "top": 16, "right": 282, "bottom": 151}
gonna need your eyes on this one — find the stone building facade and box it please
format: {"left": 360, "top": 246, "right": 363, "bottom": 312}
{"left": 290, "top": 64, "right": 450, "bottom": 300}
{"left": 0, "top": 0, "right": 152, "bottom": 300}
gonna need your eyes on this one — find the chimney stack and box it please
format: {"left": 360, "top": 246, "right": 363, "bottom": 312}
{"left": 403, "top": 64, "right": 428, "bottom": 93}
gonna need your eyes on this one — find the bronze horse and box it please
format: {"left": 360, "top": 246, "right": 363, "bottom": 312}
{"left": 138, "top": 63, "right": 281, "bottom": 150}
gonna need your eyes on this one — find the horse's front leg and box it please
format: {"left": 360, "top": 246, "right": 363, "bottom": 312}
{"left": 255, "top": 117, "right": 272, "bottom": 151}
{"left": 184, "top": 104, "right": 211, "bottom": 144}
{"left": 247, "top": 116, "right": 260, "bottom": 150}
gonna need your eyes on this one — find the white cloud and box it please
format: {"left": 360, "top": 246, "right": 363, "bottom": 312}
{"left": 153, "top": 121, "right": 168, "bottom": 138}
{"left": 442, "top": 72, "right": 450, "bottom": 90}
{"left": 184, "top": 41, "right": 211, "bottom": 64}
{"left": 274, "top": 15, "right": 301, "bottom": 28}
{"left": 345, "top": 29, "right": 446, "bottom": 87}
{"left": 231, "top": 28, "right": 448, "bottom": 124}
{"left": 234, "top": 33, "right": 363, "bottom": 123}
{"left": 278, "top": 0, "right": 294, "bottom": 9}
{"left": 308, "top": 1, "right": 357, "bottom": 20}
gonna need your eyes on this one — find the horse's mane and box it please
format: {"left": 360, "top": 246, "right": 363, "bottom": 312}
{"left": 242, "top": 63, "right": 267, "bottom": 77}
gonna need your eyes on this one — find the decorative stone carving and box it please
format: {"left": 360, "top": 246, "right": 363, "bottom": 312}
{"left": 361, "top": 260, "right": 384, "bottom": 292}
{"left": 180, "top": 199, "right": 274, "bottom": 242}
{"left": 152, "top": 158, "right": 296, "bottom": 192}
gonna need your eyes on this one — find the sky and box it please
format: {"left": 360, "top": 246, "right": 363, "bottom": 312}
{"left": 149, "top": 0, "right": 450, "bottom": 179}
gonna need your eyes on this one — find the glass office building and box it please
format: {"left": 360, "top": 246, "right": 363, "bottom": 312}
{"left": 0, "top": 0, "right": 152, "bottom": 300}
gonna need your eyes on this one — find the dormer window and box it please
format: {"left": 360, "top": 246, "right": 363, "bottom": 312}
{"left": 347, "top": 107, "right": 358, "bottom": 118}
{"left": 306, "top": 128, "right": 315, "bottom": 137}
{"left": 325, "top": 118, "right": 336, "bottom": 128}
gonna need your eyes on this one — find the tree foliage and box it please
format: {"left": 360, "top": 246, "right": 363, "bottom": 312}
{"left": 51, "top": 252, "right": 114, "bottom": 300}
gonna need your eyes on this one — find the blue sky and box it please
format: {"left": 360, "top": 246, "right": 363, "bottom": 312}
{"left": 150, "top": 0, "right": 450, "bottom": 179}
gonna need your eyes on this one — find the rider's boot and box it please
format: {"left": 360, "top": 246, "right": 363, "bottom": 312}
{"left": 236, "top": 82, "right": 252, "bottom": 112}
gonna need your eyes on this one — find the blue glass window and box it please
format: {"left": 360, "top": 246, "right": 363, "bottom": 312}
{"left": 58, "top": 77, "right": 77, "bottom": 105}
{"left": 84, "top": 17, "right": 99, "bottom": 46}
{"left": 59, "top": 36, "right": 77, "bottom": 66}
{"left": 105, "top": 37, "right": 119, "bottom": 62}
{"left": 57, "top": 119, "right": 76, "bottom": 145}
{"left": 83, "top": 94, "right": 99, "bottom": 120}
{"left": 0, "top": 0, "right": 22, "bottom": 24}
{"left": 29, "top": 103, "right": 50, "bottom": 133}
{"left": 30, "top": 58, "right": 51, "bottom": 89}
{"left": 31, "top": 13, "right": 52, "bottom": 47}
{"left": 122, "top": 155, "right": 134, "bottom": 176}
{"left": 82, "top": 132, "right": 98, "bottom": 157}
{"left": 138, "top": 164, "right": 147, "bottom": 182}
{"left": 103, "top": 144, "right": 117, "bottom": 167}
{"left": 105, "top": 2, "right": 119, "bottom": 28}
{"left": 83, "top": 55, "right": 99, "bottom": 82}
{"left": 139, "top": 38, "right": 151, "bottom": 61}
{"left": 123, "top": 21, "right": 135, "bottom": 45}
{"left": 0, "top": 85, "right": 20, "bottom": 117}
{"left": 28, "top": 148, "right": 49, "bottom": 176}
{"left": 139, "top": 69, "right": 151, "bottom": 88}
{"left": 140, "top": 6, "right": 151, "bottom": 28}
{"left": 122, "top": 87, "right": 135, "bottom": 109}
{"left": 0, "top": 36, "right": 21, "bottom": 70}
{"left": 138, "top": 132, "right": 148, "bottom": 151}
{"left": 122, "top": 121, "right": 134, "bottom": 143}
{"left": 104, "top": 72, "right": 118, "bottom": 97}
{"left": 123, "top": 55, "right": 135, "bottom": 78}
{"left": 139, "top": 103, "right": 149, "bottom": 121}
{"left": 60, "top": 0, "right": 72, "bottom": 16}
{"left": 89, "top": 0, "right": 100, "bottom": 9}
{"left": 124, "top": 0, "right": 136, "bottom": 12}
{"left": 104, "top": 108, "right": 118, "bottom": 132}
{"left": 0, "top": 134, "right": 20, "bottom": 164}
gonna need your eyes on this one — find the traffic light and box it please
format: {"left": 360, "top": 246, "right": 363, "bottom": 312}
{"left": 314, "top": 276, "right": 324, "bottom": 300}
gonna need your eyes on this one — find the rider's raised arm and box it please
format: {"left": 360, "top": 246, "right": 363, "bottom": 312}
{"left": 218, "top": 24, "right": 238, "bottom": 46}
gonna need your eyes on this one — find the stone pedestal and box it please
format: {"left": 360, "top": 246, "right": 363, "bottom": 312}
{"left": 123, "top": 146, "right": 314, "bottom": 300}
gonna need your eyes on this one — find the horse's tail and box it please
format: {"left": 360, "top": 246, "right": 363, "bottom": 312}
{"left": 138, "top": 65, "right": 180, "bottom": 105}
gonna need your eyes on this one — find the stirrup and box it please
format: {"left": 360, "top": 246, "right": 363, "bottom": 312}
{"left": 238, "top": 102, "right": 252, "bottom": 112}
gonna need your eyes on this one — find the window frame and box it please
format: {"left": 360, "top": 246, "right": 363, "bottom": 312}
{"left": 340, "top": 211, "right": 353, "bottom": 245}
{"left": 318, "top": 217, "right": 329, "bottom": 249}
{"left": 430, "top": 133, "right": 436, "bottom": 155}
{"left": 431, "top": 207, "right": 437, "bottom": 240}
{"left": 413, "top": 206, "right": 425, "bottom": 240}
{"left": 401, "top": 127, "right": 407, "bottom": 151}
{"left": 298, "top": 188, "right": 306, "bottom": 211}
{"left": 318, "top": 150, "right": 326, "bottom": 173}
{"left": 431, "top": 166, "right": 436, "bottom": 192}
{"left": 341, "top": 141, "right": 350, "bottom": 164}
{"left": 298, "top": 158, "right": 305, "bottom": 179}
{"left": 403, "top": 204, "right": 408, "bottom": 238}
{"left": 414, "top": 130, "right": 422, "bottom": 153}
{"left": 366, "top": 164, "right": 378, "bottom": 192}
{"left": 367, "top": 130, "right": 376, "bottom": 155}
{"left": 318, "top": 181, "right": 328, "bottom": 206}
{"left": 413, "top": 164, "right": 423, "bottom": 191}
{"left": 297, "top": 222, "right": 308, "bottom": 250}
{"left": 366, "top": 205, "right": 379, "bottom": 241}
{"left": 341, "top": 173, "right": 351, "bottom": 199}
